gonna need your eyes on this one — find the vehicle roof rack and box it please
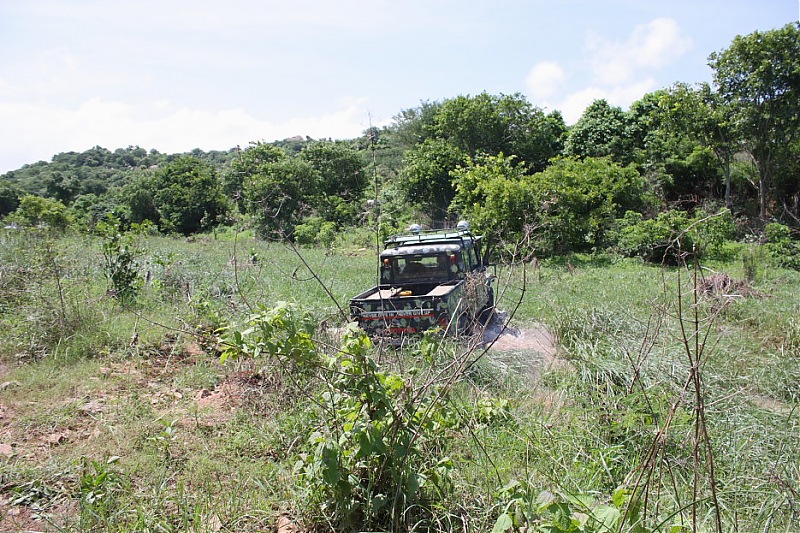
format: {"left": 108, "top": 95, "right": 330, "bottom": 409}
{"left": 385, "top": 225, "right": 475, "bottom": 247}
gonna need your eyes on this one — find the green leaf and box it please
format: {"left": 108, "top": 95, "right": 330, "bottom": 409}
{"left": 371, "top": 493, "right": 388, "bottom": 511}
{"left": 355, "top": 431, "right": 372, "bottom": 458}
{"left": 593, "top": 505, "right": 621, "bottom": 530}
{"left": 669, "top": 525, "right": 690, "bottom": 533}
{"left": 405, "top": 471, "right": 423, "bottom": 496}
{"left": 321, "top": 446, "right": 341, "bottom": 486}
{"left": 612, "top": 485, "right": 628, "bottom": 508}
{"left": 499, "top": 478, "right": 521, "bottom": 495}
{"left": 535, "top": 490, "right": 557, "bottom": 513}
{"left": 492, "top": 512, "right": 513, "bottom": 533}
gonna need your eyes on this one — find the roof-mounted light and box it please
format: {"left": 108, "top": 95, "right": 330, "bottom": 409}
{"left": 456, "top": 220, "right": 470, "bottom": 232}
{"left": 409, "top": 223, "right": 422, "bottom": 235}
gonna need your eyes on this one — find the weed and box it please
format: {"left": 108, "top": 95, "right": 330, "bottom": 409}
{"left": 79, "top": 455, "right": 125, "bottom": 527}
{"left": 147, "top": 418, "right": 179, "bottom": 461}
{"left": 493, "top": 480, "right": 640, "bottom": 533}
{"left": 295, "top": 325, "right": 455, "bottom": 531}
{"left": 97, "top": 217, "right": 146, "bottom": 304}
{"left": 220, "top": 300, "right": 320, "bottom": 378}
{"left": 741, "top": 244, "right": 763, "bottom": 283}
{"left": 765, "top": 222, "right": 800, "bottom": 270}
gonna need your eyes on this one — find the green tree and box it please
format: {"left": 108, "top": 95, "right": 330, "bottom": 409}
{"left": 153, "top": 157, "right": 228, "bottom": 235}
{"left": 120, "top": 173, "right": 160, "bottom": 227}
{"left": 697, "top": 84, "right": 739, "bottom": 208}
{"left": 0, "top": 181, "right": 21, "bottom": 218}
{"left": 399, "top": 138, "right": 468, "bottom": 219}
{"left": 513, "top": 107, "right": 568, "bottom": 173}
{"left": 391, "top": 100, "right": 442, "bottom": 148}
{"left": 243, "top": 158, "right": 319, "bottom": 238}
{"left": 13, "top": 194, "right": 72, "bottom": 229}
{"left": 69, "top": 193, "right": 119, "bottom": 226}
{"left": 640, "top": 84, "right": 738, "bottom": 205}
{"left": 224, "top": 142, "right": 288, "bottom": 212}
{"left": 631, "top": 90, "right": 719, "bottom": 201}
{"left": 451, "top": 153, "right": 535, "bottom": 248}
{"left": 773, "top": 136, "right": 800, "bottom": 211}
{"left": 530, "top": 157, "right": 648, "bottom": 253}
{"left": 43, "top": 170, "right": 80, "bottom": 204}
{"left": 709, "top": 22, "right": 800, "bottom": 218}
{"left": 565, "top": 99, "right": 636, "bottom": 165}
{"left": 298, "top": 140, "right": 367, "bottom": 225}
{"left": 396, "top": 93, "right": 564, "bottom": 220}
{"left": 434, "top": 93, "right": 517, "bottom": 156}
{"left": 453, "top": 156, "right": 648, "bottom": 256}
{"left": 434, "top": 92, "right": 565, "bottom": 168}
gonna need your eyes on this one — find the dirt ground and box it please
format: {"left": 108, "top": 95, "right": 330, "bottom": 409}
{"left": 0, "top": 317, "right": 559, "bottom": 532}
{"left": 481, "top": 311, "right": 559, "bottom": 381}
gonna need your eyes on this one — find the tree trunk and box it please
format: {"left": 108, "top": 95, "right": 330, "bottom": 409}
{"left": 724, "top": 155, "right": 732, "bottom": 209}
{"left": 758, "top": 158, "right": 769, "bottom": 219}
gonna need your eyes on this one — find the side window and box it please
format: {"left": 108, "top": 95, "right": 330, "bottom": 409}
{"left": 381, "top": 257, "right": 396, "bottom": 282}
{"left": 466, "top": 247, "right": 478, "bottom": 270}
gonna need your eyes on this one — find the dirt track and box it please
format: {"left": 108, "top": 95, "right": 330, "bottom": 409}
{"left": 481, "top": 312, "right": 559, "bottom": 381}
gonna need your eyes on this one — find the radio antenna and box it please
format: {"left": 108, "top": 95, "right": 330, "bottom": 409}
{"left": 367, "top": 115, "right": 382, "bottom": 287}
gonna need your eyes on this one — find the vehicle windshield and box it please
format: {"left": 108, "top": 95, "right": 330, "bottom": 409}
{"left": 381, "top": 253, "right": 460, "bottom": 284}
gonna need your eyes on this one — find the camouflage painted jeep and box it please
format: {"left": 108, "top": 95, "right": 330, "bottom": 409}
{"left": 349, "top": 223, "right": 495, "bottom": 339}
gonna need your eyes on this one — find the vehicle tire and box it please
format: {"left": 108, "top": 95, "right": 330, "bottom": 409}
{"left": 457, "top": 309, "right": 474, "bottom": 336}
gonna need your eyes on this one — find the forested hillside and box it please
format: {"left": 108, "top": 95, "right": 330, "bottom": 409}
{"left": 2, "top": 23, "right": 799, "bottom": 260}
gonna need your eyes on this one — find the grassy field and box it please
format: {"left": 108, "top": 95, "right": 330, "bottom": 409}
{"left": 0, "top": 229, "right": 798, "bottom": 532}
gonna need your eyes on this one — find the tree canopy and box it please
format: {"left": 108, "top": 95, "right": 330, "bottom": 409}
{"left": 152, "top": 157, "right": 229, "bottom": 236}
{"left": 2, "top": 23, "right": 800, "bottom": 256}
{"left": 709, "top": 22, "right": 800, "bottom": 218}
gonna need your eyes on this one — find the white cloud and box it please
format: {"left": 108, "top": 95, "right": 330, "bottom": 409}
{"left": 552, "top": 87, "right": 608, "bottom": 125}
{"left": 0, "top": 98, "right": 374, "bottom": 173}
{"left": 526, "top": 18, "right": 691, "bottom": 124}
{"left": 589, "top": 18, "right": 692, "bottom": 85}
{"left": 542, "top": 78, "right": 658, "bottom": 125}
{"left": 525, "top": 61, "right": 566, "bottom": 101}
{"left": 603, "top": 78, "right": 660, "bottom": 107}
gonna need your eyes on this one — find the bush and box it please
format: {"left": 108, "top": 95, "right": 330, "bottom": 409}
{"left": 295, "top": 326, "right": 454, "bottom": 531}
{"left": 9, "top": 195, "right": 73, "bottom": 230}
{"left": 612, "top": 208, "right": 734, "bottom": 263}
{"left": 221, "top": 311, "right": 454, "bottom": 531}
{"left": 612, "top": 210, "right": 693, "bottom": 263}
{"left": 451, "top": 156, "right": 648, "bottom": 257}
{"left": 765, "top": 223, "right": 800, "bottom": 270}
{"left": 692, "top": 207, "right": 735, "bottom": 257}
{"left": 293, "top": 217, "right": 337, "bottom": 248}
{"left": 96, "top": 217, "right": 146, "bottom": 304}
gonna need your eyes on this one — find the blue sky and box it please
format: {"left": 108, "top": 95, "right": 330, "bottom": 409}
{"left": 1, "top": 0, "right": 797, "bottom": 174}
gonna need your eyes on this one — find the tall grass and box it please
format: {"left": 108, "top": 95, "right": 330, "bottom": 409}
{"left": 0, "top": 231, "right": 797, "bottom": 531}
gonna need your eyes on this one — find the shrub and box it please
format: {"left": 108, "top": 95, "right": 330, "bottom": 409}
{"left": 221, "top": 310, "right": 454, "bottom": 531}
{"left": 692, "top": 208, "right": 735, "bottom": 257}
{"left": 451, "top": 156, "right": 648, "bottom": 257}
{"left": 295, "top": 326, "right": 454, "bottom": 531}
{"left": 612, "top": 208, "right": 734, "bottom": 263}
{"left": 10, "top": 195, "right": 73, "bottom": 230}
{"left": 613, "top": 209, "right": 694, "bottom": 263}
{"left": 765, "top": 222, "right": 800, "bottom": 270}
{"left": 293, "top": 217, "right": 337, "bottom": 248}
{"left": 96, "top": 217, "right": 145, "bottom": 304}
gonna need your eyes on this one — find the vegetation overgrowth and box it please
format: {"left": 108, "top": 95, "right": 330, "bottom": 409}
{"left": 0, "top": 227, "right": 798, "bottom": 532}
{"left": 0, "top": 21, "right": 799, "bottom": 533}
